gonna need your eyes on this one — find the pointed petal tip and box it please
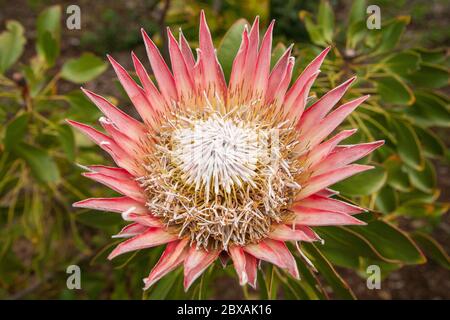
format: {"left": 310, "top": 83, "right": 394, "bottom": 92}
{"left": 340, "top": 76, "right": 357, "bottom": 88}
{"left": 79, "top": 87, "right": 92, "bottom": 99}
{"left": 143, "top": 277, "right": 158, "bottom": 291}
{"left": 238, "top": 272, "right": 248, "bottom": 286}
{"left": 107, "top": 250, "right": 117, "bottom": 260}
{"left": 183, "top": 279, "right": 190, "bottom": 292}
{"left": 199, "top": 9, "right": 207, "bottom": 24}
{"left": 142, "top": 280, "right": 151, "bottom": 291}
{"left": 183, "top": 274, "right": 198, "bottom": 292}
{"left": 80, "top": 87, "right": 96, "bottom": 98}
{"left": 166, "top": 27, "right": 177, "bottom": 42}
{"left": 141, "top": 28, "right": 152, "bottom": 43}
{"left": 357, "top": 219, "right": 368, "bottom": 225}
{"left": 369, "top": 140, "right": 385, "bottom": 148}
{"left": 107, "top": 55, "right": 120, "bottom": 69}
{"left": 320, "top": 45, "right": 332, "bottom": 56}
{"left": 72, "top": 200, "right": 83, "bottom": 208}
{"left": 292, "top": 268, "right": 301, "bottom": 280}
{"left": 81, "top": 171, "right": 95, "bottom": 180}
{"left": 166, "top": 27, "right": 178, "bottom": 45}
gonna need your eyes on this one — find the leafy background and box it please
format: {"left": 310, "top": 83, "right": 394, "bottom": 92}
{"left": 0, "top": 0, "right": 448, "bottom": 299}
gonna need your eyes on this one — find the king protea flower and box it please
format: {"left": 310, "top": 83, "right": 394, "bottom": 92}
{"left": 69, "top": 11, "right": 383, "bottom": 291}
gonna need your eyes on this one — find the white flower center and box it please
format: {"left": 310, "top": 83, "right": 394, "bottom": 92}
{"left": 171, "top": 114, "right": 262, "bottom": 196}
{"left": 139, "top": 108, "right": 302, "bottom": 249}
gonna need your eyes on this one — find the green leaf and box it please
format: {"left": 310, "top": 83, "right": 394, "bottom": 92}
{"left": 358, "top": 257, "right": 402, "bottom": 278}
{"left": 299, "top": 11, "right": 327, "bottom": 47}
{"left": 346, "top": 20, "right": 367, "bottom": 50}
{"left": 0, "top": 105, "right": 6, "bottom": 123}
{"left": 66, "top": 90, "right": 102, "bottom": 122}
{"left": 413, "top": 47, "right": 447, "bottom": 64}
{"left": 280, "top": 277, "right": 310, "bottom": 300}
{"left": 57, "top": 124, "right": 76, "bottom": 161}
{"left": 217, "top": 19, "right": 248, "bottom": 82}
{"left": 375, "top": 185, "right": 398, "bottom": 213}
{"left": 318, "top": 0, "right": 334, "bottom": 43}
{"left": 61, "top": 53, "right": 108, "bottom": 83}
{"left": 374, "top": 75, "right": 414, "bottom": 105}
{"left": 257, "top": 269, "right": 269, "bottom": 300}
{"left": 4, "top": 113, "right": 29, "bottom": 150}
{"left": 302, "top": 243, "right": 356, "bottom": 299}
{"left": 405, "top": 159, "right": 436, "bottom": 194}
{"left": 21, "top": 64, "right": 46, "bottom": 97}
{"left": 37, "top": 31, "right": 59, "bottom": 67}
{"left": 37, "top": 5, "right": 61, "bottom": 39}
{"left": 405, "top": 63, "right": 449, "bottom": 89}
{"left": 392, "top": 120, "right": 424, "bottom": 170}
{"left": 398, "top": 188, "right": 440, "bottom": 205}
{"left": 13, "top": 142, "right": 60, "bottom": 183}
{"left": 414, "top": 126, "right": 446, "bottom": 158}
{"left": 147, "top": 268, "right": 182, "bottom": 300}
{"left": 76, "top": 211, "right": 122, "bottom": 229}
{"left": 382, "top": 51, "right": 421, "bottom": 75}
{"left": 332, "top": 164, "right": 386, "bottom": 196}
{"left": 318, "top": 246, "right": 360, "bottom": 269}
{"left": 292, "top": 254, "right": 327, "bottom": 299}
{"left": 348, "top": 214, "right": 426, "bottom": 264}
{"left": 36, "top": 5, "right": 61, "bottom": 66}
{"left": 407, "top": 91, "right": 450, "bottom": 128}
{"left": 364, "top": 25, "right": 381, "bottom": 48}
{"left": 348, "top": 0, "right": 366, "bottom": 27}
{"left": 412, "top": 232, "right": 450, "bottom": 270}
{"left": 315, "top": 226, "right": 389, "bottom": 263}
{"left": 396, "top": 202, "right": 448, "bottom": 219}
{"left": 375, "top": 16, "right": 410, "bottom": 54}
{"left": 0, "top": 20, "right": 26, "bottom": 74}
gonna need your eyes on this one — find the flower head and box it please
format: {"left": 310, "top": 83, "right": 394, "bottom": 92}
{"left": 70, "top": 11, "right": 383, "bottom": 291}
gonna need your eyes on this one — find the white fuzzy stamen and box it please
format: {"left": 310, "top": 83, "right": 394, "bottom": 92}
{"left": 171, "top": 113, "right": 260, "bottom": 197}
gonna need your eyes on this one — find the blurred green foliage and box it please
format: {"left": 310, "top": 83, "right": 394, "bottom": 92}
{"left": 0, "top": 0, "right": 449, "bottom": 299}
